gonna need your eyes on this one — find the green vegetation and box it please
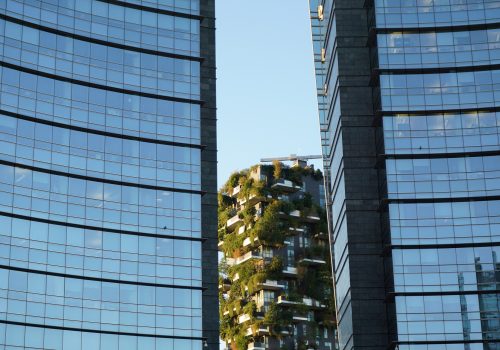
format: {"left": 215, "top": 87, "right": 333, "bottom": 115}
{"left": 219, "top": 163, "right": 334, "bottom": 350}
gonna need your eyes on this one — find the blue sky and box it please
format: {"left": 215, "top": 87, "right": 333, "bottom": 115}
{"left": 216, "top": 0, "right": 322, "bottom": 188}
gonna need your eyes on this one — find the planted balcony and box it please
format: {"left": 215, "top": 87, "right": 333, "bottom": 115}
{"left": 271, "top": 178, "right": 302, "bottom": 192}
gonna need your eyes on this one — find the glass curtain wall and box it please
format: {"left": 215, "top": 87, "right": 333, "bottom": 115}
{"left": 374, "top": 1, "right": 500, "bottom": 349}
{"left": 0, "top": 0, "right": 208, "bottom": 349}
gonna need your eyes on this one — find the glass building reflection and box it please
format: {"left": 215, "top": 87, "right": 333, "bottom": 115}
{"left": 0, "top": 0, "right": 217, "bottom": 349}
{"left": 309, "top": 0, "right": 500, "bottom": 349}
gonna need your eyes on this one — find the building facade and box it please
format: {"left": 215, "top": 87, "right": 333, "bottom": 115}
{"left": 310, "top": 0, "right": 500, "bottom": 349}
{"left": 219, "top": 163, "right": 336, "bottom": 350}
{"left": 0, "top": 0, "right": 218, "bottom": 349}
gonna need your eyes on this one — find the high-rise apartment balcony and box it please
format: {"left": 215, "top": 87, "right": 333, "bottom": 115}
{"left": 299, "top": 257, "right": 327, "bottom": 266}
{"left": 303, "top": 297, "right": 327, "bottom": 309}
{"left": 255, "top": 280, "right": 285, "bottom": 291}
{"left": 287, "top": 226, "right": 305, "bottom": 235}
{"left": 292, "top": 311, "right": 315, "bottom": 322}
{"left": 218, "top": 240, "right": 225, "bottom": 251}
{"left": 218, "top": 278, "right": 231, "bottom": 292}
{"left": 238, "top": 225, "right": 246, "bottom": 234}
{"left": 277, "top": 295, "right": 301, "bottom": 306}
{"left": 277, "top": 295, "right": 326, "bottom": 309}
{"left": 245, "top": 327, "right": 270, "bottom": 336}
{"left": 282, "top": 266, "right": 298, "bottom": 277}
{"left": 226, "top": 214, "right": 243, "bottom": 230}
{"left": 238, "top": 193, "right": 269, "bottom": 207}
{"left": 238, "top": 313, "right": 252, "bottom": 324}
{"left": 226, "top": 250, "right": 263, "bottom": 266}
{"left": 231, "top": 185, "right": 241, "bottom": 197}
{"left": 248, "top": 342, "right": 269, "bottom": 350}
{"left": 279, "top": 209, "right": 302, "bottom": 219}
{"left": 243, "top": 236, "right": 259, "bottom": 247}
{"left": 303, "top": 214, "right": 321, "bottom": 223}
{"left": 272, "top": 179, "right": 302, "bottom": 192}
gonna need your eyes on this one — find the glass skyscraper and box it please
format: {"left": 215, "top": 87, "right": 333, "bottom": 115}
{"left": 310, "top": 0, "right": 500, "bottom": 349}
{"left": 0, "top": 0, "right": 218, "bottom": 349}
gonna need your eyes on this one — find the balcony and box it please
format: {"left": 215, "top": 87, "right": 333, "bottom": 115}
{"left": 245, "top": 326, "right": 270, "bottom": 337}
{"left": 226, "top": 214, "right": 243, "bottom": 230}
{"left": 303, "top": 297, "right": 327, "bottom": 309}
{"left": 278, "top": 296, "right": 327, "bottom": 310}
{"left": 226, "top": 251, "right": 263, "bottom": 266}
{"left": 243, "top": 236, "right": 259, "bottom": 247}
{"left": 235, "top": 225, "right": 246, "bottom": 235}
{"left": 287, "top": 226, "right": 305, "bottom": 235}
{"left": 239, "top": 193, "right": 267, "bottom": 207}
{"left": 277, "top": 295, "right": 301, "bottom": 306}
{"left": 248, "top": 342, "right": 269, "bottom": 350}
{"left": 217, "top": 240, "right": 224, "bottom": 251}
{"left": 231, "top": 185, "right": 241, "bottom": 197}
{"left": 218, "top": 279, "right": 231, "bottom": 292}
{"left": 282, "top": 266, "right": 298, "bottom": 277}
{"left": 238, "top": 313, "right": 252, "bottom": 324}
{"left": 292, "top": 311, "right": 314, "bottom": 322}
{"left": 255, "top": 279, "right": 285, "bottom": 291}
{"left": 299, "top": 258, "right": 327, "bottom": 266}
{"left": 313, "top": 231, "right": 329, "bottom": 240}
{"left": 304, "top": 214, "right": 321, "bottom": 223}
{"left": 271, "top": 179, "right": 302, "bottom": 192}
{"left": 279, "top": 210, "right": 301, "bottom": 220}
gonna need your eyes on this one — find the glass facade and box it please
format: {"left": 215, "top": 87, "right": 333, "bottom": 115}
{"left": 0, "top": 0, "right": 216, "bottom": 349}
{"left": 376, "top": 0, "right": 500, "bottom": 348}
{"left": 310, "top": 0, "right": 500, "bottom": 349}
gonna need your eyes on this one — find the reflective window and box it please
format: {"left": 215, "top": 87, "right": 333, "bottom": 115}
{"left": 0, "top": 268, "right": 203, "bottom": 337}
{"left": 111, "top": 0, "right": 199, "bottom": 15}
{"left": 0, "top": 215, "right": 202, "bottom": 287}
{"left": 375, "top": 0, "right": 500, "bottom": 28}
{"left": 396, "top": 294, "right": 500, "bottom": 342}
{"left": 380, "top": 70, "right": 500, "bottom": 111}
{"left": 0, "top": 19, "right": 200, "bottom": 99}
{"left": 0, "top": 0, "right": 200, "bottom": 56}
{"left": 383, "top": 112, "right": 500, "bottom": 154}
{"left": 0, "top": 114, "right": 201, "bottom": 190}
{"left": 393, "top": 246, "right": 500, "bottom": 292}
{"left": 386, "top": 155, "right": 500, "bottom": 199}
{"left": 0, "top": 323, "right": 203, "bottom": 350}
{"left": 389, "top": 201, "right": 500, "bottom": 245}
{"left": 0, "top": 66, "right": 201, "bottom": 144}
{"left": 378, "top": 28, "right": 500, "bottom": 69}
{"left": 0, "top": 164, "right": 201, "bottom": 237}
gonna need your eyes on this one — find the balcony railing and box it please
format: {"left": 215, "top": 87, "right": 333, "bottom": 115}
{"left": 226, "top": 214, "right": 243, "bottom": 230}
{"left": 248, "top": 342, "right": 269, "bottom": 350}
{"left": 243, "top": 236, "right": 258, "bottom": 247}
{"left": 271, "top": 179, "right": 302, "bottom": 192}
{"left": 255, "top": 279, "right": 285, "bottom": 291}
{"left": 277, "top": 295, "right": 327, "bottom": 309}
{"left": 299, "top": 257, "right": 327, "bottom": 266}
{"left": 238, "top": 313, "right": 252, "bottom": 324}
{"left": 231, "top": 185, "right": 241, "bottom": 197}
{"left": 282, "top": 266, "right": 298, "bottom": 276}
{"left": 238, "top": 193, "right": 268, "bottom": 206}
{"left": 226, "top": 250, "right": 263, "bottom": 266}
{"left": 245, "top": 326, "right": 270, "bottom": 337}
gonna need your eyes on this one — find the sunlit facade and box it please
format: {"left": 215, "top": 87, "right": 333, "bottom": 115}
{"left": 0, "top": 0, "right": 217, "bottom": 349}
{"left": 310, "top": 0, "right": 500, "bottom": 349}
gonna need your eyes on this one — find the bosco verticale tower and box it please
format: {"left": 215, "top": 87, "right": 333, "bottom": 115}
{"left": 0, "top": 0, "right": 218, "bottom": 349}
{"left": 219, "top": 161, "right": 337, "bottom": 350}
